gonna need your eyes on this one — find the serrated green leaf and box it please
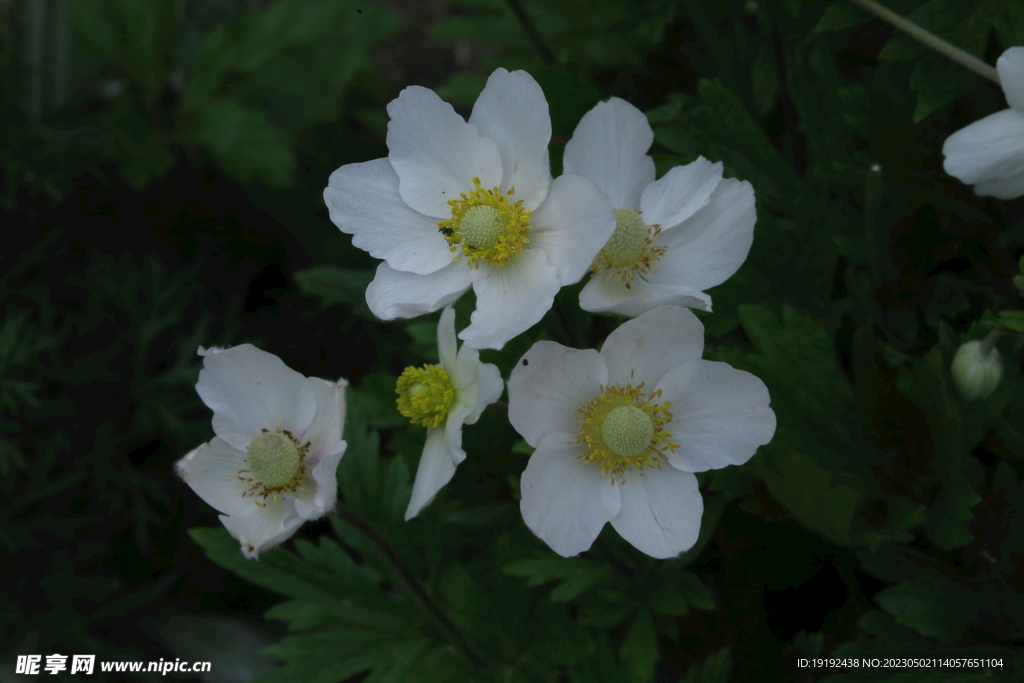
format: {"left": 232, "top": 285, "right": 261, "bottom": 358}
{"left": 294, "top": 266, "right": 374, "bottom": 317}
{"left": 874, "top": 575, "right": 979, "bottom": 642}
{"left": 910, "top": 54, "right": 978, "bottom": 122}
{"left": 619, "top": 609, "right": 659, "bottom": 682}
{"left": 503, "top": 556, "right": 610, "bottom": 603}
{"left": 751, "top": 44, "right": 780, "bottom": 116}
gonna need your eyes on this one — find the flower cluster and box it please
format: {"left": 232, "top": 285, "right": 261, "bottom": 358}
{"left": 180, "top": 67, "right": 783, "bottom": 560}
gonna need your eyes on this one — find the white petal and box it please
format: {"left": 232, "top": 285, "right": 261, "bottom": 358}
{"left": 386, "top": 85, "right": 503, "bottom": 217}
{"left": 196, "top": 344, "right": 316, "bottom": 452}
{"left": 528, "top": 174, "right": 616, "bottom": 286}
{"left": 998, "top": 46, "right": 1024, "bottom": 113}
{"left": 609, "top": 467, "right": 702, "bottom": 559}
{"left": 975, "top": 168, "right": 1024, "bottom": 199}
{"left": 458, "top": 248, "right": 561, "bottom": 350}
{"left": 405, "top": 425, "right": 462, "bottom": 520}
{"left": 295, "top": 377, "right": 347, "bottom": 470}
{"left": 293, "top": 447, "right": 344, "bottom": 520}
{"left": 507, "top": 342, "right": 607, "bottom": 448}
{"left": 657, "top": 360, "right": 776, "bottom": 472}
{"left": 450, "top": 345, "right": 503, "bottom": 425}
{"left": 519, "top": 434, "right": 621, "bottom": 557}
{"left": 220, "top": 500, "right": 303, "bottom": 559}
{"left": 942, "top": 109, "right": 1024, "bottom": 186}
{"left": 639, "top": 157, "right": 723, "bottom": 230}
{"left": 600, "top": 306, "right": 704, "bottom": 388}
{"left": 324, "top": 158, "right": 456, "bottom": 275}
{"left": 365, "top": 261, "right": 471, "bottom": 320}
{"left": 437, "top": 306, "right": 458, "bottom": 370}
{"left": 579, "top": 273, "right": 712, "bottom": 317}
{"left": 469, "top": 68, "right": 552, "bottom": 209}
{"left": 563, "top": 97, "right": 656, "bottom": 209}
{"left": 176, "top": 438, "right": 252, "bottom": 517}
{"left": 652, "top": 177, "right": 756, "bottom": 293}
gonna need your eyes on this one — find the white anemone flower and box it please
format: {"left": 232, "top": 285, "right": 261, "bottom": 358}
{"left": 507, "top": 306, "right": 775, "bottom": 559}
{"left": 324, "top": 68, "right": 615, "bottom": 351}
{"left": 396, "top": 306, "right": 504, "bottom": 520}
{"left": 563, "top": 97, "right": 757, "bottom": 318}
{"left": 176, "top": 344, "right": 347, "bottom": 559}
{"left": 943, "top": 47, "right": 1024, "bottom": 199}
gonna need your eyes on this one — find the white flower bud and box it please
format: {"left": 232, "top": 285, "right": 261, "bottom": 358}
{"left": 951, "top": 340, "right": 1003, "bottom": 401}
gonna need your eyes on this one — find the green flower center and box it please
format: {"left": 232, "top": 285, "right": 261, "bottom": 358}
{"left": 575, "top": 383, "right": 679, "bottom": 482}
{"left": 590, "top": 208, "right": 667, "bottom": 289}
{"left": 437, "top": 177, "right": 532, "bottom": 268}
{"left": 240, "top": 428, "right": 308, "bottom": 504}
{"left": 396, "top": 364, "right": 456, "bottom": 428}
{"left": 601, "top": 405, "right": 655, "bottom": 457}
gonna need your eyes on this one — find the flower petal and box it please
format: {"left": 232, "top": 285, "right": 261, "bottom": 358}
{"left": 220, "top": 500, "right": 303, "bottom": 559}
{"left": 295, "top": 377, "right": 347, "bottom": 470}
{"left": 579, "top": 273, "right": 712, "bottom": 317}
{"left": 520, "top": 434, "right": 621, "bottom": 557}
{"left": 324, "top": 158, "right": 456, "bottom": 275}
{"left": 942, "top": 109, "right": 1024, "bottom": 186}
{"left": 508, "top": 341, "right": 607, "bottom": 448}
{"left": 609, "top": 466, "right": 702, "bottom": 559}
{"left": 657, "top": 360, "right": 776, "bottom": 472}
{"left": 175, "top": 438, "right": 252, "bottom": 517}
{"left": 405, "top": 426, "right": 461, "bottom": 520}
{"left": 468, "top": 68, "right": 552, "bottom": 209}
{"left": 998, "top": 46, "right": 1024, "bottom": 114}
{"left": 293, "top": 447, "right": 345, "bottom": 520}
{"left": 451, "top": 345, "right": 503, "bottom": 425}
{"left": 563, "top": 97, "right": 656, "bottom": 209}
{"left": 437, "top": 306, "right": 458, "bottom": 370}
{"left": 653, "top": 177, "right": 756, "bottom": 293}
{"left": 386, "top": 85, "right": 503, "bottom": 217}
{"left": 196, "top": 344, "right": 316, "bottom": 452}
{"left": 528, "top": 174, "right": 616, "bottom": 286}
{"left": 600, "top": 306, "right": 704, "bottom": 388}
{"left": 459, "top": 248, "right": 561, "bottom": 350}
{"left": 975, "top": 168, "right": 1024, "bottom": 200}
{"left": 365, "top": 261, "right": 471, "bottom": 320}
{"left": 639, "top": 157, "right": 722, "bottom": 230}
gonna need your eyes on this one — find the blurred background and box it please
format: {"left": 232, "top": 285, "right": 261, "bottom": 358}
{"left": 1, "top": 0, "right": 1022, "bottom": 681}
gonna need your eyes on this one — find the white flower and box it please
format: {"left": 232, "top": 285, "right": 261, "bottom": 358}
{"left": 951, "top": 339, "right": 1003, "bottom": 401}
{"left": 507, "top": 306, "right": 775, "bottom": 559}
{"left": 563, "top": 97, "right": 757, "bottom": 318}
{"left": 176, "top": 344, "right": 347, "bottom": 559}
{"left": 396, "top": 307, "right": 504, "bottom": 520}
{"left": 324, "top": 68, "right": 615, "bottom": 350}
{"left": 943, "top": 47, "right": 1024, "bottom": 199}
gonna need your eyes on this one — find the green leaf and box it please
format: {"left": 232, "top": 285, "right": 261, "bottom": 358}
{"left": 619, "top": 609, "right": 659, "bottom": 682}
{"left": 750, "top": 44, "right": 780, "bottom": 117}
{"left": 503, "top": 556, "right": 610, "bottom": 603}
{"left": 812, "top": 3, "right": 871, "bottom": 33}
{"left": 294, "top": 266, "right": 374, "bottom": 317}
{"left": 649, "top": 571, "right": 715, "bottom": 616}
{"left": 909, "top": 54, "right": 978, "bottom": 122}
{"left": 678, "top": 646, "right": 731, "bottom": 683}
{"left": 176, "top": 99, "right": 294, "bottom": 186}
{"left": 874, "top": 574, "right": 980, "bottom": 643}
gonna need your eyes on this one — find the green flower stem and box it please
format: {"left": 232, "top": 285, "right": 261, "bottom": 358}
{"left": 334, "top": 505, "right": 489, "bottom": 669}
{"left": 845, "top": 0, "right": 1000, "bottom": 84}
{"left": 980, "top": 330, "right": 1004, "bottom": 356}
{"left": 503, "top": 0, "right": 556, "bottom": 65}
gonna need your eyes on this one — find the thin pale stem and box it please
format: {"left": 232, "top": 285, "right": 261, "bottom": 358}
{"left": 503, "top": 0, "right": 556, "bottom": 65}
{"left": 980, "top": 330, "right": 1003, "bottom": 356}
{"left": 334, "top": 505, "right": 488, "bottom": 669}
{"left": 846, "top": 0, "right": 1000, "bottom": 84}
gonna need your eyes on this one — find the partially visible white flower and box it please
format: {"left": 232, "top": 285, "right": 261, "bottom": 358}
{"left": 951, "top": 338, "right": 1003, "bottom": 401}
{"left": 324, "top": 68, "right": 615, "bottom": 351}
{"left": 397, "top": 306, "right": 504, "bottom": 520}
{"left": 943, "top": 47, "right": 1024, "bottom": 199}
{"left": 177, "top": 344, "right": 347, "bottom": 559}
{"left": 563, "top": 97, "right": 757, "bottom": 318}
{"left": 507, "top": 306, "right": 776, "bottom": 559}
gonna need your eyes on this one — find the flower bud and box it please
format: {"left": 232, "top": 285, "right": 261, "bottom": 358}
{"left": 951, "top": 339, "right": 1003, "bottom": 401}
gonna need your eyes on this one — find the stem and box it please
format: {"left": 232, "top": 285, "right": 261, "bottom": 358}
{"left": 503, "top": 0, "right": 556, "bottom": 65}
{"left": 980, "top": 330, "right": 1003, "bottom": 356}
{"left": 334, "top": 505, "right": 488, "bottom": 669}
{"left": 846, "top": 0, "right": 1000, "bottom": 84}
